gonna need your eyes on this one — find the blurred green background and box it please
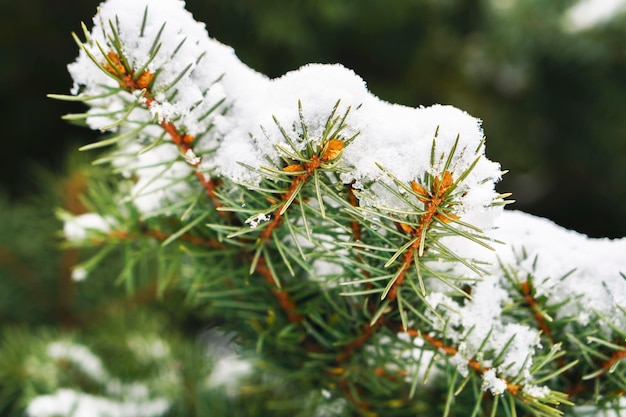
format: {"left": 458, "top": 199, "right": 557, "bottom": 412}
{"left": 2, "top": 0, "right": 625, "bottom": 238}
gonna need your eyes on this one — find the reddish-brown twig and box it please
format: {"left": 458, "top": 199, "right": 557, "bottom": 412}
{"left": 103, "top": 51, "right": 223, "bottom": 211}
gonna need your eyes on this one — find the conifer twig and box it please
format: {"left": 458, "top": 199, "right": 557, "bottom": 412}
{"left": 99, "top": 51, "right": 224, "bottom": 212}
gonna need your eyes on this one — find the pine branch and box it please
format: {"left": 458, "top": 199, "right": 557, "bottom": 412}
{"left": 43, "top": 2, "right": 626, "bottom": 416}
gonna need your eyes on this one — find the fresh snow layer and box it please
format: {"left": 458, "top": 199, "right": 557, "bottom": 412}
{"left": 68, "top": 0, "right": 501, "bottom": 226}
{"left": 64, "top": 0, "right": 626, "bottom": 400}
{"left": 492, "top": 210, "right": 626, "bottom": 328}
{"left": 419, "top": 210, "right": 626, "bottom": 386}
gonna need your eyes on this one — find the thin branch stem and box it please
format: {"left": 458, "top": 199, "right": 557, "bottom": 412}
{"left": 101, "top": 51, "right": 224, "bottom": 212}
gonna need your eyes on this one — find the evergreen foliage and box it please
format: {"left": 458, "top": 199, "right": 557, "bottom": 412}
{"left": 2, "top": 1, "right": 624, "bottom": 417}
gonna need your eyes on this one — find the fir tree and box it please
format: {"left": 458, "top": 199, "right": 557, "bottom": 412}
{"left": 13, "top": 0, "right": 625, "bottom": 416}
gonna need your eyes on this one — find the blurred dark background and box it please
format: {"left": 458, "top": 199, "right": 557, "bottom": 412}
{"left": 2, "top": 0, "right": 625, "bottom": 238}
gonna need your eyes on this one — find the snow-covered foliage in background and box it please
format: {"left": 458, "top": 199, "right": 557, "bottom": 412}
{"left": 564, "top": 0, "right": 626, "bottom": 31}
{"left": 26, "top": 341, "right": 171, "bottom": 417}
{"left": 25, "top": 337, "right": 253, "bottom": 417}
{"left": 27, "top": 389, "right": 169, "bottom": 417}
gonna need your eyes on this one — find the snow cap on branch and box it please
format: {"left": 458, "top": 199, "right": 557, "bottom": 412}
{"left": 69, "top": 0, "right": 502, "bottom": 226}
{"left": 59, "top": 1, "right": 626, "bottom": 414}
{"left": 493, "top": 210, "right": 626, "bottom": 331}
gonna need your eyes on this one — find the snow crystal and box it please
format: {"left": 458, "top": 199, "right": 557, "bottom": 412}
{"left": 47, "top": 341, "right": 107, "bottom": 382}
{"left": 71, "top": 267, "right": 88, "bottom": 282}
{"left": 207, "top": 354, "right": 252, "bottom": 396}
{"left": 450, "top": 351, "right": 470, "bottom": 378}
{"left": 26, "top": 388, "right": 169, "bottom": 417}
{"left": 252, "top": 64, "right": 367, "bottom": 159}
{"left": 459, "top": 275, "right": 511, "bottom": 346}
{"left": 183, "top": 149, "right": 201, "bottom": 166}
{"left": 424, "top": 291, "right": 462, "bottom": 332}
{"left": 492, "top": 323, "right": 540, "bottom": 379}
{"left": 149, "top": 101, "right": 178, "bottom": 124}
{"left": 522, "top": 384, "right": 551, "bottom": 399}
{"left": 69, "top": 0, "right": 248, "bottom": 136}
{"left": 113, "top": 142, "right": 193, "bottom": 215}
{"left": 245, "top": 212, "right": 270, "bottom": 229}
{"left": 343, "top": 103, "right": 500, "bottom": 215}
{"left": 481, "top": 369, "right": 507, "bottom": 395}
{"left": 63, "top": 213, "right": 112, "bottom": 241}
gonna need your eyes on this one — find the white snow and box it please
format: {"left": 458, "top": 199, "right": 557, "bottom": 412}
{"left": 245, "top": 212, "right": 270, "bottom": 229}
{"left": 62, "top": 213, "right": 112, "bottom": 241}
{"left": 410, "top": 210, "right": 625, "bottom": 390}
{"left": 47, "top": 341, "right": 108, "bottom": 382}
{"left": 71, "top": 267, "right": 88, "bottom": 281}
{"left": 26, "top": 389, "right": 169, "bottom": 417}
{"left": 29, "top": 341, "right": 173, "bottom": 417}
{"left": 482, "top": 369, "right": 507, "bottom": 395}
{"left": 564, "top": 0, "right": 626, "bottom": 31}
{"left": 522, "top": 384, "right": 551, "bottom": 399}
{"left": 68, "top": 0, "right": 269, "bottom": 213}
{"left": 207, "top": 354, "right": 252, "bottom": 396}
{"left": 492, "top": 210, "right": 626, "bottom": 331}
{"left": 68, "top": 0, "right": 501, "bottom": 221}
{"left": 573, "top": 397, "right": 626, "bottom": 416}
{"left": 63, "top": 0, "right": 626, "bottom": 406}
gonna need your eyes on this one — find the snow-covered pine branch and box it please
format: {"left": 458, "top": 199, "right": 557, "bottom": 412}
{"left": 47, "top": 0, "right": 626, "bottom": 416}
